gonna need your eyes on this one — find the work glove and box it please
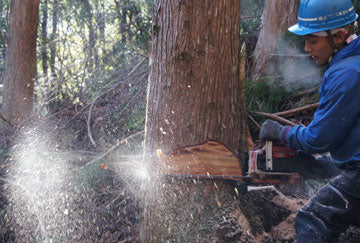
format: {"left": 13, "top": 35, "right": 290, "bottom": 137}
{"left": 259, "top": 119, "right": 290, "bottom": 143}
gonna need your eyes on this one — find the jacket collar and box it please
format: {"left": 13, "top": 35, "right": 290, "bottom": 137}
{"left": 330, "top": 36, "right": 360, "bottom": 66}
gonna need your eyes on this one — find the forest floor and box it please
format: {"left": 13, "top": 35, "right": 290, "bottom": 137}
{"left": 0, "top": 122, "right": 360, "bottom": 242}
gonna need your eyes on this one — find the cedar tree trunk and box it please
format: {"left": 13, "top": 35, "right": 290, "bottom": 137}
{"left": 2, "top": 0, "right": 40, "bottom": 124}
{"left": 145, "top": 0, "right": 245, "bottom": 157}
{"left": 142, "top": 0, "right": 253, "bottom": 242}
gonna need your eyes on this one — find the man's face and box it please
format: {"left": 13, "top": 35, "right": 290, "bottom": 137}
{"left": 304, "top": 35, "right": 334, "bottom": 66}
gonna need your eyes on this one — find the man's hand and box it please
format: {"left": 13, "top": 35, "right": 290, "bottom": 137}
{"left": 260, "top": 119, "right": 289, "bottom": 142}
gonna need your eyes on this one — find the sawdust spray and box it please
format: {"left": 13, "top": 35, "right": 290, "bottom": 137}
{"left": 7, "top": 124, "right": 74, "bottom": 241}
{"left": 5, "top": 122, "right": 146, "bottom": 241}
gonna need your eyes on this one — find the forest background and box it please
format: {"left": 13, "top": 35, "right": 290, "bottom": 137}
{"left": 1, "top": 0, "right": 360, "bottom": 242}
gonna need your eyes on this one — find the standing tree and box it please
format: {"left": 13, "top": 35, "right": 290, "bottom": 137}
{"left": 141, "top": 1, "right": 292, "bottom": 242}
{"left": 2, "top": 0, "right": 40, "bottom": 124}
{"left": 251, "top": 0, "right": 299, "bottom": 80}
{"left": 145, "top": 0, "right": 245, "bottom": 159}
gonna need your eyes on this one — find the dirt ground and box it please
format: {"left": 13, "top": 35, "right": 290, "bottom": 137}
{"left": 1, "top": 124, "right": 360, "bottom": 242}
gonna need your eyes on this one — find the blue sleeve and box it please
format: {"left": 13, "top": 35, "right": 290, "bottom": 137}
{"left": 286, "top": 66, "right": 360, "bottom": 154}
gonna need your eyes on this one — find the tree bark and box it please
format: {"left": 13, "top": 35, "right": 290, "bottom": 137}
{"left": 96, "top": 2, "right": 107, "bottom": 71}
{"left": 251, "top": 0, "right": 299, "bottom": 80}
{"left": 50, "top": 0, "right": 58, "bottom": 79}
{"left": 142, "top": 0, "right": 250, "bottom": 241}
{"left": 48, "top": 0, "right": 59, "bottom": 114}
{"left": 40, "top": 0, "right": 49, "bottom": 78}
{"left": 2, "top": 0, "right": 40, "bottom": 124}
{"left": 83, "top": 0, "right": 97, "bottom": 73}
{"left": 145, "top": 1, "right": 245, "bottom": 157}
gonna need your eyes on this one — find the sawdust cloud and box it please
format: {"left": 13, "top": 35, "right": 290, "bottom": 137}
{"left": 6, "top": 122, "right": 146, "bottom": 241}
{"left": 7, "top": 124, "right": 74, "bottom": 241}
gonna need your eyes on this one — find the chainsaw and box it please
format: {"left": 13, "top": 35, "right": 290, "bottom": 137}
{"left": 242, "top": 141, "right": 341, "bottom": 184}
{"left": 156, "top": 140, "right": 340, "bottom": 185}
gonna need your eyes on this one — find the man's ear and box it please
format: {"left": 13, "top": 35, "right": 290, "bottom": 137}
{"left": 333, "top": 31, "right": 347, "bottom": 44}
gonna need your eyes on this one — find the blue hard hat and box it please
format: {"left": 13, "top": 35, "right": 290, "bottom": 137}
{"left": 289, "top": 0, "right": 358, "bottom": 36}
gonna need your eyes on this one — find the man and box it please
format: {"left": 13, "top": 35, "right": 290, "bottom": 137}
{"left": 259, "top": 0, "right": 360, "bottom": 242}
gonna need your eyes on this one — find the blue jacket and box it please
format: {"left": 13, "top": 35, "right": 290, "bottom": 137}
{"left": 287, "top": 37, "right": 360, "bottom": 168}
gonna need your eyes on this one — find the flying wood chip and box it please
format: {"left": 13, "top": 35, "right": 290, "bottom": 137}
{"left": 157, "top": 141, "right": 243, "bottom": 179}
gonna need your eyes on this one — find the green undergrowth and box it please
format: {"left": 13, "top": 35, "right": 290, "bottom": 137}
{"left": 245, "top": 78, "right": 320, "bottom": 135}
{"left": 246, "top": 78, "right": 291, "bottom": 115}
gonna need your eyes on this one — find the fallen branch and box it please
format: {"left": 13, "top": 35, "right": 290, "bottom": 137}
{"left": 273, "top": 103, "right": 319, "bottom": 118}
{"left": 86, "top": 94, "right": 101, "bottom": 148}
{"left": 85, "top": 131, "right": 145, "bottom": 167}
{"left": 127, "top": 57, "right": 147, "bottom": 77}
{"left": 268, "top": 53, "right": 309, "bottom": 58}
{"left": 252, "top": 111, "right": 297, "bottom": 127}
{"left": 248, "top": 115, "right": 261, "bottom": 129}
{"left": 85, "top": 58, "right": 147, "bottom": 148}
{"left": 291, "top": 86, "right": 320, "bottom": 98}
{"left": 53, "top": 57, "right": 148, "bottom": 128}
{"left": 0, "top": 113, "right": 11, "bottom": 125}
{"left": 85, "top": 114, "right": 97, "bottom": 148}
{"left": 240, "top": 15, "right": 261, "bottom": 20}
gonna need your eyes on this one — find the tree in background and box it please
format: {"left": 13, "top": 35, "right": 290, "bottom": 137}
{"left": 251, "top": 0, "right": 299, "bottom": 80}
{"left": 35, "top": 0, "right": 152, "bottom": 115}
{"left": 0, "top": 0, "right": 153, "bottom": 145}
{"left": 2, "top": 0, "right": 40, "bottom": 124}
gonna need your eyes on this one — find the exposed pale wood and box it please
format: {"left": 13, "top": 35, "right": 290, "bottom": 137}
{"left": 240, "top": 42, "right": 255, "bottom": 151}
{"left": 253, "top": 111, "right": 297, "bottom": 127}
{"left": 273, "top": 103, "right": 319, "bottom": 118}
{"left": 143, "top": 1, "right": 244, "bottom": 241}
{"left": 157, "top": 140, "right": 242, "bottom": 178}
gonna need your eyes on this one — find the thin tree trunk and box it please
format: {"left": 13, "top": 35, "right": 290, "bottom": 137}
{"left": 2, "top": 0, "right": 40, "bottom": 124}
{"left": 84, "top": 0, "right": 96, "bottom": 73}
{"left": 48, "top": 0, "right": 58, "bottom": 113}
{"left": 50, "top": 0, "right": 58, "bottom": 79}
{"left": 98, "top": 3, "right": 107, "bottom": 66}
{"left": 41, "top": 0, "right": 49, "bottom": 77}
{"left": 120, "top": 0, "right": 128, "bottom": 44}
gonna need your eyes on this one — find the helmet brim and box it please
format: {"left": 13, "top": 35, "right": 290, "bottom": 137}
{"left": 289, "top": 13, "right": 359, "bottom": 36}
{"left": 288, "top": 23, "right": 331, "bottom": 36}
